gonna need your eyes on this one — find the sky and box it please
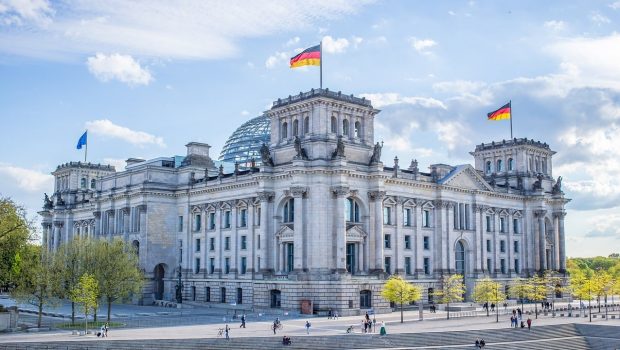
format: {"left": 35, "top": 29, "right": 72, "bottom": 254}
{"left": 1, "top": 0, "right": 619, "bottom": 257}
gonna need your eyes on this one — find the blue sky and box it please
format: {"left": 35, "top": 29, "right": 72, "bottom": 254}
{"left": 1, "top": 0, "right": 620, "bottom": 257}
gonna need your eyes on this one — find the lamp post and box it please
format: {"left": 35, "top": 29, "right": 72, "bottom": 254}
{"left": 176, "top": 239, "right": 183, "bottom": 304}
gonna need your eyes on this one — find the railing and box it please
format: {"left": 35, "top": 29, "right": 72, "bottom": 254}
{"left": 272, "top": 89, "right": 372, "bottom": 108}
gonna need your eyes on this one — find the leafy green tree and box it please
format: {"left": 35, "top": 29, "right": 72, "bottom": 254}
{"left": 526, "top": 275, "right": 547, "bottom": 319}
{"left": 71, "top": 273, "right": 99, "bottom": 333}
{"left": 433, "top": 274, "right": 465, "bottom": 319}
{"left": 11, "top": 245, "right": 59, "bottom": 327}
{"left": 473, "top": 278, "right": 506, "bottom": 322}
{"left": 0, "top": 197, "right": 34, "bottom": 289}
{"left": 381, "top": 275, "right": 422, "bottom": 323}
{"left": 53, "top": 237, "right": 93, "bottom": 325}
{"left": 95, "top": 238, "right": 144, "bottom": 321}
{"left": 508, "top": 277, "right": 533, "bottom": 313}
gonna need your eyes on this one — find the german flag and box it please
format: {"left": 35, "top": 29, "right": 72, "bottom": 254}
{"left": 290, "top": 45, "right": 321, "bottom": 68}
{"left": 487, "top": 102, "right": 511, "bottom": 121}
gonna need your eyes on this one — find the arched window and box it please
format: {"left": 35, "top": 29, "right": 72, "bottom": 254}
{"left": 345, "top": 198, "right": 360, "bottom": 222}
{"left": 455, "top": 241, "right": 465, "bottom": 275}
{"left": 292, "top": 119, "right": 299, "bottom": 136}
{"left": 486, "top": 161, "right": 492, "bottom": 174}
{"left": 283, "top": 198, "right": 294, "bottom": 223}
{"left": 497, "top": 159, "right": 503, "bottom": 172}
{"left": 304, "top": 116, "right": 309, "bottom": 134}
{"left": 132, "top": 240, "right": 140, "bottom": 259}
{"left": 508, "top": 158, "right": 514, "bottom": 171}
{"left": 90, "top": 179, "right": 96, "bottom": 189}
{"left": 354, "top": 121, "right": 361, "bottom": 138}
{"left": 542, "top": 159, "right": 547, "bottom": 174}
{"left": 80, "top": 178, "right": 86, "bottom": 188}
{"left": 342, "top": 119, "right": 349, "bottom": 136}
{"left": 331, "top": 116, "right": 337, "bottom": 133}
{"left": 281, "top": 122, "right": 288, "bottom": 139}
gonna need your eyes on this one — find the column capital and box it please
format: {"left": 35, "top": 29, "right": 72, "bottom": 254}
{"left": 534, "top": 209, "right": 547, "bottom": 217}
{"left": 367, "top": 190, "right": 386, "bottom": 201}
{"left": 331, "top": 185, "right": 350, "bottom": 198}
{"left": 553, "top": 211, "right": 567, "bottom": 219}
{"left": 433, "top": 199, "right": 451, "bottom": 208}
{"left": 256, "top": 191, "right": 275, "bottom": 202}
{"left": 473, "top": 204, "right": 487, "bottom": 213}
{"left": 92, "top": 210, "right": 101, "bottom": 218}
{"left": 290, "top": 186, "right": 307, "bottom": 198}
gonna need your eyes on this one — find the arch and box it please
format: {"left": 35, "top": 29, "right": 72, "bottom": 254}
{"left": 486, "top": 161, "right": 492, "bottom": 174}
{"left": 132, "top": 240, "right": 140, "bottom": 259}
{"left": 270, "top": 289, "right": 281, "bottom": 308}
{"left": 508, "top": 158, "right": 514, "bottom": 171}
{"left": 360, "top": 290, "right": 372, "bottom": 308}
{"left": 354, "top": 121, "right": 361, "bottom": 138}
{"left": 342, "top": 119, "right": 349, "bottom": 136}
{"left": 331, "top": 116, "right": 337, "bottom": 133}
{"left": 304, "top": 116, "right": 309, "bottom": 134}
{"left": 80, "top": 178, "right": 87, "bottom": 189}
{"left": 282, "top": 198, "right": 294, "bottom": 223}
{"left": 292, "top": 119, "right": 299, "bottom": 136}
{"left": 497, "top": 159, "right": 503, "bottom": 172}
{"left": 153, "top": 263, "right": 166, "bottom": 300}
{"left": 455, "top": 240, "right": 466, "bottom": 275}
{"left": 281, "top": 122, "right": 288, "bottom": 139}
{"left": 345, "top": 197, "right": 361, "bottom": 222}
{"left": 90, "top": 179, "right": 96, "bottom": 189}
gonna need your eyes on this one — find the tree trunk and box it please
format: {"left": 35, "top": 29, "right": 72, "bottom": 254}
{"left": 107, "top": 297, "right": 113, "bottom": 321}
{"left": 535, "top": 304, "right": 538, "bottom": 319}
{"left": 447, "top": 302, "right": 450, "bottom": 320}
{"left": 71, "top": 302, "right": 75, "bottom": 325}
{"left": 93, "top": 304, "right": 97, "bottom": 322}
{"left": 37, "top": 299, "right": 43, "bottom": 328}
{"left": 486, "top": 300, "right": 489, "bottom": 317}
{"left": 400, "top": 301, "right": 404, "bottom": 323}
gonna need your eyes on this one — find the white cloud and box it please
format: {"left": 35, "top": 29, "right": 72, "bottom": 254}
{"left": 351, "top": 36, "right": 363, "bottom": 48}
{"left": 590, "top": 12, "right": 610, "bottom": 25}
{"left": 85, "top": 119, "right": 166, "bottom": 147}
{"left": 0, "top": 163, "right": 53, "bottom": 193}
{"left": 265, "top": 51, "right": 290, "bottom": 69}
{"left": 0, "top": 1, "right": 371, "bottom": 60}
{"left": 544, "top": 20, "right": 566, "bottom": 31}
{"left": 322, "top": 35, "right": 349, "bottom": 53}
{"left": 241, "top": 110, "right": 250, "bottom": 116}
{"left": 611, "top": 1, "right": 620, "bottom": 10}
{"left": 433, "top": 120, "right": 470, "bottom": 151}
{"left": 102, "top": 158, "right": 126, "bottom": 171}
{"left": 448, "top": 10, "right": 456, "bottom": 16}
{"left": 359, "top": 92, "right": 447, "bottom": 109}
{"left": 87, "top": 53, "right": 153, "bottom": 86}
{"left": 0, "top": 0, "right": 53, "bottom": 26}
{"left": 409, "top": 37, "right": 437, "bottom": 54}
{"left": 286, "top": 36, "right": 300, "bottom": 47}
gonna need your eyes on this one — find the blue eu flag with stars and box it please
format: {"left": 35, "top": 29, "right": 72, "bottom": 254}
{"left": 76, "top": 131, "right": 87, "bottom": 149}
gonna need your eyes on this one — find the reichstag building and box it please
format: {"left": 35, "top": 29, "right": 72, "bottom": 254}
{"left": 40, "top": 89, "right": 569, "bottom": 315}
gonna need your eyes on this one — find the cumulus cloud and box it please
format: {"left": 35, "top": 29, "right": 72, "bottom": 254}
{"left": 0, "top": 163, "right": 53, "bottom": 193}
{"left": 285, "top": 36, "right": 300, "bottom": 47}
{"left": 544, "top": 20, "right": 566, "bottom": 31}
{"left": 0, "top": 0, "right": 53, "bottom": 26}
{"left": 87, "top": 53, "right": 153, "bottom": 86}
{"left": 322, "top": 35, "right": 349, "bottom": 53}
{"left": 265, "top": 51, "right": 290, "bottom": 69}
{"left": 85, "top": 119, "right": 165, "bottom": 147}
{"left": 611, "top": 1, "right": 620, "bottom": 10}
{"left": 409, "top": 37, "right": 437, "bottom": 54}
{"left": 590, "top": 12, "right": 610, "bottom": 25}
{"left": 359, "top": 92, "right": 447, "bottom": 109}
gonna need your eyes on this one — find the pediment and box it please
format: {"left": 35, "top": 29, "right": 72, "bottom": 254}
{"left": 276, "top": 225, "right": 294, "bottom": 241}
{"left": 346, "top": 225, "right": 367, "bottom": 242}
{"left": 439, "top": 165, "right": 494, "bottom": 191}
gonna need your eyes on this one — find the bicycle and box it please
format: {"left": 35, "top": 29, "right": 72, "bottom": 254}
{"left": 216, "top": 328, "right": 224, "bottom": 337}
{"left": 270, "top": 323, "right": 284, "bottom": 332}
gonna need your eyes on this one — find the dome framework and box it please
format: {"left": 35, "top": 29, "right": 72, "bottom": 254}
{"left": 219, "top": 114, "right": 271, "bottom": 166}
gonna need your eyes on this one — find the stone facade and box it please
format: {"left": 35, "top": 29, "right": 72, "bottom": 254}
{"left": 39, "top": 89, "right": 569, "bottom": 315}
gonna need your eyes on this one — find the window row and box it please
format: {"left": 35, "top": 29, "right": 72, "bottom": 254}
{"left": 486, "top": 239, "right": 520, "bottom": 254}
{"left": 280, "top": 117, "right": 310, "bottom": 139}
{"left": 486, "top": 258, "right": 521, "bottom": 274}
{"left": 202, "top": 286, "right": 244, "bottom": 305}
{"left": 179, "top": 208, "right": 262, "bottom": 232}
{"left": 384, "top": 256, "right": 432, "bottom": 275}
{"left": 485, "top": 216, "right": 521, "bottom": 233}
{"left": 382, "top": 207, "right": 432, "bottom": 227}
{"left": 485, "top": 158, "right": 515, "bottom": 174}
{"left": 197, "top": 256, "right": 260, "bottom": 276}
{"left": 79, "top": 177, "right": 97, "bottom": 189}
{"left": 194, "top": 235, "right": 261, "bottom": 253}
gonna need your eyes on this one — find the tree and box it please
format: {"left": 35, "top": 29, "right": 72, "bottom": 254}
{"left": 473, "top": 278, "right": 506, "bottom": 322}
{"left": 0, "top": 197, "right": 35, "bottom": 290}
{"left": 541, "top": 271, "right": 564, "bottom": 315}
{"left": 526, "top": 275, "right": 547, "bottom": 319}
{"left": 381, "top": 276, "right": 422, "bottom": 323}
{"left": 71, "top": 273, "right": 99, "bottom": 333}
{"left": 433, "top": 274, "right": 465, "bottom": 319}
{"left": 508, "top": 278, "right": 533, "bottom": 313}
{"left": 569, "top": 269, "right": 590, "bottom": 317}
{"left": 95, "top": 238, "right": 144, "bottom": 321}
{"left": 53, "top": 237, "right": 93, "bottom": 325}
{"left": 11, "top": 245, "right": 59, "bottom": 327}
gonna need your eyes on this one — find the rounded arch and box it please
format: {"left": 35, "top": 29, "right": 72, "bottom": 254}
{"left": 275, "top": 196, "right": 295, "bottom": 223}
{"left": 281, "top": 121, "right": 288, "bottom": 139}
{"left": 80, "top": 177, "right": 87, "bottom": 188}
{"left": 496, "top": 159, "right": 503, "bottom": 172}
{"left": 345, "top": 197, "right": 362, "bottom": 222}
{"left": 454, "top": 239, "right": 467, "bottom": 275}
{"left": 354, "top": 121, "right": 361, "bottom": 138}
{"left": 132, "top": 240, "right": 140, "bottom": 259}
{"left": 292, "top": 119, "right": 299, "bottom": 136}
{"left": 153, "top": 263, "right": 168, "bottom": 300}
{"left": 330, "top": 116, "right": 337, "bottom": 133}
{"left": 508, "top": 158, "right": 514, "bottom": 171}
{"left": 304, "top": 116, "right": 310, "bottom": 134}
{"left": 486, "top": 161, "right": 492, "bottom": 174}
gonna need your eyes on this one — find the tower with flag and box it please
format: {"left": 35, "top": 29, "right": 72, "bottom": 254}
{"left": 487, "top": 101, "right": 513, "bottom": 139}
{"left": 290, "top": 42, "right": 323, "bottom": 88}
{"left": 77, "top": 130, "right": 87, "bottom": 162}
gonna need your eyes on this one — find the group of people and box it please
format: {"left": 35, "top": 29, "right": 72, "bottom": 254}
{"left": 474, "top": 338, "right": 486, "bottom": 348}
{"left": 541, "top": 301, "right": 554, "bottom": 310}
{"left": 482, "top": 302, "right": 496, "bottom": 312}
{"left": 97, "top": 322, "right": 109, "bottom": 338}
{"left": 429, "top": 304, "right": 437, "bottom": 313}
{"left": 327, "top": 309, "right": 339, "bottom": 320}
{"left": 361, "top": 312, "right": 375, "bottom": 333}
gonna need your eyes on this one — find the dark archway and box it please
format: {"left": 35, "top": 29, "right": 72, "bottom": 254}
{"left": 270, "top": 289, "right": 281, "bottom": 308}
{"left": 154, "top": 264, "right": 165, "bottom": 300}
{"left": 132, "top": 240, "right": 140, "bottom": 259}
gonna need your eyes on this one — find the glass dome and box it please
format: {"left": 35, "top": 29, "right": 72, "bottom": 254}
{"left": 219, "top": 114, "right": 271, "bottom": 166}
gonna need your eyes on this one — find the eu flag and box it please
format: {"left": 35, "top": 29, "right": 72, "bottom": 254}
{"left": 76, "top": 131, "right": 87, "bottom": 149}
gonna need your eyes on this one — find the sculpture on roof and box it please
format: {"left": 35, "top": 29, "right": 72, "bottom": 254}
{"left": 331, "top": 136, "right": 345, "bottom": 159}
{"left": 532, "top": 173, "right": 544, "bottom": 190}
{"left": 369, "top": 141, "right": 382, "bottom": 165}
{"left": 294, "top": 136, "right": 309, "bottom": 160}
{"left": 260, "top": 143, "right": 274, "bottom": 166}
{"left": 552, "top": 176, "right": 563, "bottom": 194}
{"left": 43, "top": 193, "right": 53, "bottom": 209}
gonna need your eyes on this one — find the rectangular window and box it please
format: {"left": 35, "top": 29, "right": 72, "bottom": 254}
{"left": 486, "top": 216, "right": 491, "bottom": 232}
{"left": 225, "top": 257, "right": 230, "bottom": 274}
{"left": 194, "top": 214, "right": 201, "bottom": 231}
{"left": 423, "top": 236, "right": 430, "bottom": 250}
{"left": 178, "top": 215, "right": 183, "bottom": 232}
{"left": 237, "top": 288, "right": 243, "bottom": 304}
{"left": 257, "top": 257, "right": 261, "bottom": 271}
{"left": 500, "top": 258, "right": 506, "bottom": 274}
{"left": 383, "top": 207, "right": 391, "bottom": 225}
{"left": 500, "top": 217, "right": 506, "bottom": 233}
{"left": 209, "top": 212, "right": 215, "bottom": 230}
{"left": 423, "top": 210, "right": 430, "bottom": 227}
{"left": 256, "top": 208, "right": 261, "bottom": 226}
{"left": 194, "top": 257, "right": 200, "bottom": 274}
{"left": 403, "top": 208, "right": 411, "bottom": 226}
{"left": 514, "top": 259, "right": 520, "bottom": 273}
{"left": 195, "top": 238, "right": 201, "bottom": 252}
{"left": 224, "top": 211, "right": 231, "bottom": 228}
{"left": 465, "top": 204, "right": 470, "bottom": 229}
{"left": 513, "top": 218, "right": 519, "bottom": 234}
{"left": 225, "top": 237, "right": 230, "bottom": 251}
{"left": 209, "top": 237, "right": 215, "bottom": 251}
{"left": 241, "top": 257, "right": 247, "bottom": 274}
{"left": 384, "top": 256, "right": 391, "bottom": 274}
{"left": 221, "top": 287, "right": 226, "bottom": 303}
{"left": 384, "top": 234, "right": 391, "bottom": 249}
{"left": 257, "top": 235, "right": 261, "bottom": 249}
{"left": 500, "top": 240, "right": 506, "bottom": 253}
{"left": 487, "top": 258, "right": 492, "bottom": 272}
{"left": 514, "top": 241, "right": 519, "bottom": 253}
{"left": 404, "top": 235, "right": 411, "bottom": 249}
{"left": 205, "top": 287, "right": 211, "bottom": 302}
{"left": 239, "top": 209, "right": 247, "bottom": 227}
{"left": 405, "top": 257, "right": 411, "bottom": 275}
{"left": 423, "top": 257, "right": 430, "bottom": 275}
{"left": 209, "top": 258, "right": 215, "bottom": 274}
{"left": 241, "top": 235, "right": 247, "bottom": 250}
{"left": 486, "top": 239, "right": 491, "bottom": 252}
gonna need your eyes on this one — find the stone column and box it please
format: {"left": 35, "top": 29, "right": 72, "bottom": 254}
{"left": 414, "top": 199, "right": 423, "bottom": 278}
{"left": 368, "top": 191, "right": 385, "bottom": 273}
{"left": 291, "top": 186, "right": 307, "bottom": 272}
{"left": 248, "top": 201, "right": 255, "bottom": 275}
{"left": 556, "top": 212, "right": 566, "bottom": 272}
{"left": 507, "top": 211, "right": 514, "bottom": 276}
{"left": 332, "top": 186, "right": 349, "bottom": 272}
{"left": 536, "top": 210, "right": 547, "bottom": 271}
{"left": 230, "top": 204, "right": 238, "bottom": 274}
{"left": 357, "top": 242, "right": 364, "bottom": 273}
{"left": 215, "top": 205, "right": 222, "bottom": 276}
{"left": 257, "top": 191, "right": 274, "bottom": 273}
{"left": 473, "top": 204, "right": 484, "bottom": 275}
{"left": 394, "top": 198, "right": 404, "bottom": 274}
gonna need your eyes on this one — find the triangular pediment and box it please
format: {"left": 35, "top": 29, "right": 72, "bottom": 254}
{"left": 275, "top": 225, "right": 294, "bottom": 241}
{"left": 439, "top": 165, "right": 494, "bottom": 191}
{"left": 346, "top": 225, "right": 367, "bottom": 242}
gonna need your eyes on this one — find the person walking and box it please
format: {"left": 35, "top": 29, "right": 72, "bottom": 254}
{"left": 225, "top": 324, "right": 230, "bottom": 340}
{"left": 526, "top": 317, "right": 532, "bottom": 331}
{"left": 305, "top": 320, "right": 311, "bottom": 334}
{"left": 240, "top": 314, "right": 246, "bottom": 328}
{"left": 104, "top": 322, "right": 109, "bottom": 337}
{"left": 328, "top": 308, "right": 332, "bottom": 319}
{"left": 379, "top": 321, "right": 386, "bottom": 336}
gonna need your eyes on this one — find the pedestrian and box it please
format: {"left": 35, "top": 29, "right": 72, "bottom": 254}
{"left": 475, "top": 338, "right": 481, "bottom": 348}
{"left": 491, "top": 303, "right": 495, "bottom": 312}
{"left": 240, "top": 314, "right": 246, "bottom": 328}
{"left": 526, "top": 317, "right": 532, "bottom": 331}
{"left": 517, "top": 308, "right": 522, "bottom": 319}
{"left": 510, "top": 315, "right": 514, "bottom": 328}
{"left": 305, "top": 320, "right": 311, "bottom": 334}
{"left": 334, "top": 311, "right": 339, "bottom": 320}
{"left": 99, "top": 324, "right": 106, "bottom": 338}
{"left": 480, "top": 338, "right": 486, "bottom": 348}
{"left": 379, "top": 321, "right": 386, "bottom": 336}
{"left": 504, "top": 302, "right": 508, "bottom": 311}
{"left": 104, "top": 322, "right": 109, "bottom": 337}
{"left": 365, "top": 312, "right": 370, "bottom": 322}
{"left": 362, "top": 320, "right": 367, "bottom": 333}
{"left": 225, "top": 324, "right": 230, "bottom": 340}
{"left": 328, "top": 308, "right": 332, "bottom": 319}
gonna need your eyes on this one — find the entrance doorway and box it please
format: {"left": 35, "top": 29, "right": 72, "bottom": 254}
{"left": 154, "top": 264, "right": 165, "bottom": 300}
{"left": 346, "top": 243, "right": 356, "bottom": 274}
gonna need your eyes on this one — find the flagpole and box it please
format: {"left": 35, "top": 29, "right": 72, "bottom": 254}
{"left": 85, "top": 130, "right": 88, "bottom": 163}
{"left": 320, "top": 40, "right": 323, "bottom": 89}
{"left": 509, "top": 100, "right": 513, "bottom": 139}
